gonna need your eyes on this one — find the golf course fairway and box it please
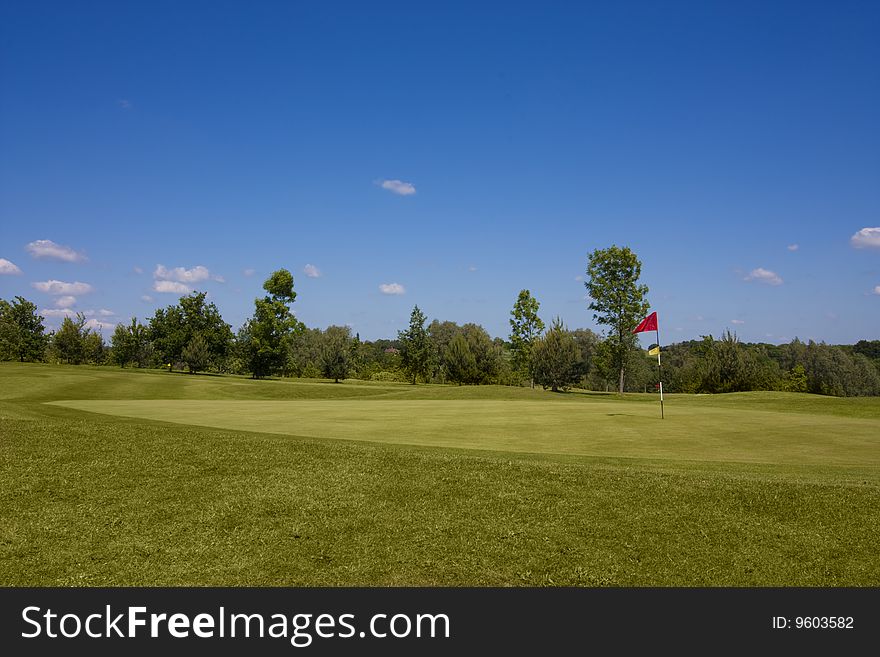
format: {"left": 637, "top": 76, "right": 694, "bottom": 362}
{"left": 49, "top": 398, "right": 879, "bottom": 466}
{"left": 2, "top": 363, "right": 879, "bottom": 587}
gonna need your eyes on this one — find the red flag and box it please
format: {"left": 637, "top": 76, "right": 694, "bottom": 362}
{"left": 633, "top": 311, "right": 658, "bottom": 333}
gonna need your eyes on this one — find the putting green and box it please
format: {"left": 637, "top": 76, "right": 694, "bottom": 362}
{"left": 49, "top": 398, "right": 880, "bottom": 466}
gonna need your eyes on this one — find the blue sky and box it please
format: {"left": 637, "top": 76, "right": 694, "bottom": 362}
{"left": 1, "top": 1, "right": 878, "bottom": 344}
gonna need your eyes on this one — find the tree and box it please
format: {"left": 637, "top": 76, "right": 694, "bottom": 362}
{"left": 82, "top": 330, "right": 106, "bottom": 364}
{"left": 427, "top": 320, "right": 501, "bottom": 385}
{"left": 570, "top": 328, "right": 599, "bottom": 385}
{"left": 54, "top": 313, "right": 89, "bottom": 364}
{"left": 398, "top": 305, "right": 436, "bottom": 384}
{"left": 428, "top": 319, "right": 461, "bottom": 380}
{"left": 852, "top": 340, "right": 880, "bottom": 374}
{"left": 0, "top": 296, "right": 48, "bottom": 362}
{"left": 714, "top": 330, "right": 758, "bottom": 392}
{"left": 149, "top": 292, "right": 232, "bottom": 371}
{"left": 263, "top": 269, "right": 296, "bottom": 302}
{"left": 461, "top": 323, "right": 501, "bottom": 384}
{"left": 286, "top": 327, "right": 323, "bottom": 377}
{"left": 182, "top": 333, "right": 211, "bottom": 373}
{"left": 148, "top": 304, "right": 186, "bottom": 369}
{"left": 445, "top": 333, "right": 477, "bottom": 385}
{"left": 800, "top": 340, "right": 880, "bottom": 397}
{"left": 129, "top": 318, "right": 152, "bottom": 368}
{"left": 111, "top": 317, "right": 151, "bottom": 368}
{"left": 509, "top": 289, "right": 545, "bottom": 387}
{"left": 664, "top": 332, "right": 779, "bottom": 394}
{"left": 348, "top": 332, "right": 365, "bottom": 377}
{"left": 782, "top": 364, "right": 808, "bottom": 393}
{"left": 584, "top": 246, "right": 650, "bottom": 393}
{"left": 239, "top": 269, "right": 302, "bottom": 378}
{"left": 530, "top": 318, "right": 582, "bottom": 392}
{"left": 320, "top": 325, "right": 352, "bottom": 383}
{"left": 179, "top": 292, "right": 233, "bottom": 369}
{"left": 111, "top": 323, "right": 134, "bottom": 367}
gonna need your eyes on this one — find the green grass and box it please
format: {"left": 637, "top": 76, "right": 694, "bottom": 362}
{"left": 49, "top": 398, "right": 879, "bottom": 467}
{"left": 1, "top": 362, "right": 879, "bottom": 586}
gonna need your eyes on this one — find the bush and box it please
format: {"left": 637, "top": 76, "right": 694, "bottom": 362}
{"left": 370, "top": 370, "right": 406, "bottom": 382}
{"left": 301, "top": 362, "right": 322, "bottom": 379}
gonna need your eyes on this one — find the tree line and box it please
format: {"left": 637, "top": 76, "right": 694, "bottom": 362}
{"left": 2, "top": 246, "right": 879, "bottom": 396}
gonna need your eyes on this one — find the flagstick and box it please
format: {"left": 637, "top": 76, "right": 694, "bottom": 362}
{"left": 656, "top": 326, "right": 664, "bottom": 419}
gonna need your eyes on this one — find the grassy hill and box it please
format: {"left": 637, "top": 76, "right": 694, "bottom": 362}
{"left": 1, "top": 362, "right": 878, "bottom": 586}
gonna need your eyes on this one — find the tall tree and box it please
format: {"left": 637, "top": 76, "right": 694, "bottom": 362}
{"left": 428, "top": 319, "right": 461, "bottom": 379}
{"left": 348, "top": 332, "right": 365, "bottom": 377}
{"left": 398, "top": 305, "right": 436, "bottom": 384}
{"left": 461, "top": 323, "right": 501, "bottom": 384}
{"left": 530, "top": 318, "right": 582, "bottom": 392}
{"left": 239, "top": 269, "right": 302, "bottom": 378}
{"left": 149, "top": 292, "right": 232, "bottom": 371}
{"left": 82, "top": 330, "right": 106, "bottom": 364}
{"left": 0, "top": 296, "right": 49, "bottom": 362}
{"left": 179, "top": 292, "right": 233, "bottom": 368}
{"left": 111, "top": 322, "right": 133, "bottom": 367}
{"left": 111, "top": 317, "right": 151, "bottom": 368}
{"left": 286, "top": 327, "right": 323, "bottom": 377}
{"left": 584, "top": 245, "right": 650, "bottom": 393}
{"left": 320, "top": 325, "right": 352, "bottom": 383}
{"left": 148, "top": 304, "right": 186, "bottom": 369}
{"left": 444, "top": 333, "right": 477, "bottom": 385}
{"left": 509, "top": 290, "right": 545, "bottom": 387}
{"left": 54, "top": 313, "right": 89, "bottom": 364}
{"left": 570, "top": 328, "right": 600, "bottom": 384}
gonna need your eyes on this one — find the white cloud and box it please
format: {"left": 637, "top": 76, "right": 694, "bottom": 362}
{"left": 744, "top": 268, "right": 783, "bottom": 286}
{"left": 141, "top": 295, "right": 154, "bottom": 303}
{"left": 32, "top": 280, "right": 94, "bottom": 295}
{"left": 153, "top": 280, "right": 191, "bottom": 294}
{"left": 133, "top": 266, "right": 144, "bottom": 274}
{"left": 26, "top": 239, "right": 87, "bottom": 262}
{"left": 787, "top": 244, "right": 799, "bottom": 251}
{"left": 731, "top": 319, "right": 745, "bottom": 325}
{"left": 468, "top": 265, "right": 478, "bottom": 272}
{"left": 154, "top": 264, "right": 206, "bottom": 282}
{"left": 118, "top": 99, "right": 132, "bottom": 110}
{"left": 85, "top": 318, "right": 115, "bottom": 332}
{"left": 873, "top": 286, "right": 880, "bottom": 296}
{"left": 851, "top": 227, "right": 880, "bottom": 249}
{"left": 55, "top": 296, "right": 77, "bottom": 308}
{"left": 0, "top": 258, "right": 22, "bottom": 275}
{"left": 41, "top": 310, "right": 111, "bottom": 330}
{"left": 98, "top": 309, "right": 114, "bottom": 316}
{"left": 574, "top": 275, "right": 583, "bottom": 281}
{"left": 379, "top": 283, "right": 406, "bottom": 295}
{"left": 378, "top": 179, "right": 416, "bottom": 196}
{"left": 243, "top": 268, "right": 255, "bottom": 277}
{"left": 41, "top": 308, "right": 76, "bottom": 318}
{"left": 304, "top": 264, "right": 321, "bottom": 278}
{"left": 154, "top": 264, "right": 223, "bottom": 284}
